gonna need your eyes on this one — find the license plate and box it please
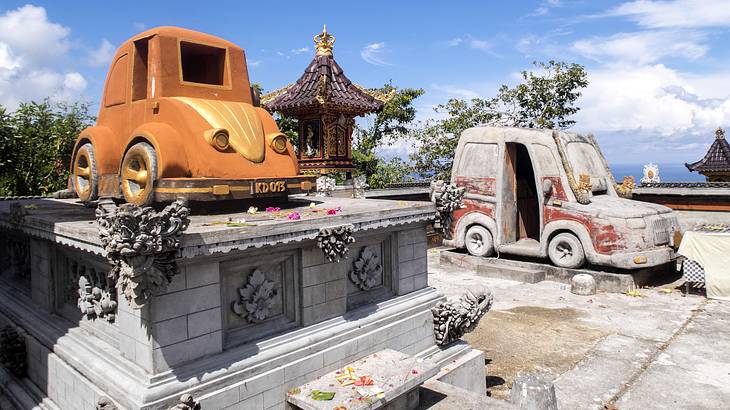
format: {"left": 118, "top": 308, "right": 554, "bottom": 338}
{"left": 254, "top": 180, "right": 286, "bottom": 194}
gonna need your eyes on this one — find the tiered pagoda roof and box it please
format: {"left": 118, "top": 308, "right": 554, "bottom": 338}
{"left": 262, "top": 26, "right": 390, "bottom": 116}
{"left": 686, "top": 127, "right": 730, "bottom": 173}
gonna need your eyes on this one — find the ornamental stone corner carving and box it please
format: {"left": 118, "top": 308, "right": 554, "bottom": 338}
{"left": 430, "top": 180, "right": 465, "bottom": 239}
{"left": 431, "top": 287, "right": 493, "bottom": 346}
{"left": 349, "top": 246, "right": 382, "bottom": 291}
{"left": 0, "top": 325, "right": 26, "bottom": 377}
{"left": 317, "top": 224, "right": 356, "bottom": 263}
{"left": 232, "top": 269, "right": 278, "bottom": 323}
{"left": 169, "top": 393, "right": 201, "bottom": 410}
{"left": 96, "top": 198, "right": 191, "bottom": 309}
{"left": 316, "top": 176, "right": 336, "bottom": 197}
{"left": 78, "top": 275, "right": 117, "bottom": 322}
{"left": 352, "top": 175, "right": 369, "bottom": 199}
{"left": 96, "top": 397, "right": 118, "bottom": 410}
{"left": 615, "top": 176, "right": 636, "bottom": 199}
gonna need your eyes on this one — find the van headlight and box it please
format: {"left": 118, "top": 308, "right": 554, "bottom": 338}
{"left": 204, "top": 128, "right": 230, "bottom": 151}
{"left": 267, "top": 132, "right": 288, "bottom": 154}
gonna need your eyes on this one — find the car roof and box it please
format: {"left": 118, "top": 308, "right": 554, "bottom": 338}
{"left": 120, "top": 26, "right": 242, "bottom": 52}
{"left": 459, "top": 126, "right": 585, "bottom": 146}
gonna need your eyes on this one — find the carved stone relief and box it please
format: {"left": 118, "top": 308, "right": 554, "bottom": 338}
{"left": 430, "top": 180, "right": 465, "bottom": 239}
{"left": 96, "top": 397, "right": 118, "bottom": 410}
{"left": 232, "top": 269, "right": 278, "bottom": 323}
{"left": 316, "top": 176, "right": 336, "bottom": 197}
{"left": 168, "top": 393, "right": 201, "bottom": 410}
{"left": 317, "top": 224, "right": 356, "bottom": 263}
{"left": 96, "top": 199, "right": 190, "bottom": 308}
{"left": 0, "top": 325, "right": 26, "bottom": 377}
{"left": 352, "top": 175, "right": 369, "bottom": 199}
{"left": 349, "top": 246, "right": 382, "bottom": 291}
{"left": 432, "top": 287, "right": 493, "bottom": 346}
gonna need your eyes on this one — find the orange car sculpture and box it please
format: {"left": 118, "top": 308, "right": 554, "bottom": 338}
{"left": 71, "top": 26, "right": 314, "bottom": 206}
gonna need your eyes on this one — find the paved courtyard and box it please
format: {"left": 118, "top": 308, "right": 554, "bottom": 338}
{"left": 428, "top": 247, "right": 730, "bottom": 410}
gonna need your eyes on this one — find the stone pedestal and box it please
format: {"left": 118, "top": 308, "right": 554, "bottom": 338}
{"left": 0, "top": 197, "right": 484, "bottom": 409}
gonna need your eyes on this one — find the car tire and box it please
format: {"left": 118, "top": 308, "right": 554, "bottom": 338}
{"left": 121, "top": 142, "right": 157, "bottom": 206}
{"left": 73, "top": 143, "right": 98, "bottom": 202}
{"left": 465, "top": 225, "right": 494, "bottom": 257}
{"left": 548, "top": 233, "right": 586, "bottom": 269}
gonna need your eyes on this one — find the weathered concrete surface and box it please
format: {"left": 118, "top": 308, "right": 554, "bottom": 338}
{"left": 428, "top": 247, "right": 730, "bottom": 409}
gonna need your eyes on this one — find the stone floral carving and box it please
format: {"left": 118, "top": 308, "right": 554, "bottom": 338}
{"left": 349, "top": 246, "right": 382, "bottom": 290}
{"left": 0, "top": 325, "right": 26, "bottom": 377}
{"left": 96, "top": 199, "right": 191, "bottom": 309}
{"left": 430, "top": 180, "right": 465, "bottom": 239}
{"left": 575, "top": 174, "right": 593, "bottom": 205}
{"left": 316, "top": 175, "right": 336, "bottom": 197}
{"left": 431, "top": 287, "right": 493, "bottom": 346}
{"left": 232, "top": 269, "right": 278, "bottom": 323}
{"left": 96, "top": 397, "right": 118, "bottom": 410}
{"left": 352, "top": 175, "right": 369, "bottom": 199}
{"left": 77, "top": 275, "right": 117, "bottom": 323}
{"left": 169, "top": 393, "right": 201, "bottom": 410}
{"left": 317, "top": 224, "right": 356, "bottom": 263}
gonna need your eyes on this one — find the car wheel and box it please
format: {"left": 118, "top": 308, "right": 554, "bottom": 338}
{"left": 465, "top": 225, "right": 494, "bottom": 257}
{"left": 121, "top": 142, "right": 157, "bottom": 206}
{"left": 73, "top": 143, "right": 98, "bottom": 202}
{"left": 548, "top": 233, "right": 585, "bottom": 269}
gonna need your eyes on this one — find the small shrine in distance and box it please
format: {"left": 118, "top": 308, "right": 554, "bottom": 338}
{"left": 686, "top": 127, "right": 730, "bottom": 182}
{"left": 263, "top": 26, "right": 392, "bottom": 176}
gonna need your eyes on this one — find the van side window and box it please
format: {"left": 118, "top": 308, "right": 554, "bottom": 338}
{"left": 104, "top": 54, "right": 129, "bottom": 107}
{"left": 180, "top": 41, "right": 227, "bottom": 86}
{"left": 458, "top": 143, "right": 498, "bottom": 177}
{"left": 532, "top": 144, "right": 559, "bottom": 175}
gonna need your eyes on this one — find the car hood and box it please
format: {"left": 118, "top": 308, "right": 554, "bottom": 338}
{"left": 171, "top": 97, "right": 265, "bottom": 163}
{"left": 582, "top": 195, "right": 673, "bottom": 218}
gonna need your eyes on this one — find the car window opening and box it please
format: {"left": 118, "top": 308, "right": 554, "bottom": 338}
{"left": 180, "top": 41, "right": 226, "bottom": 86}
{"left": 132, "top": 38, "right": 149, "bottom": 101}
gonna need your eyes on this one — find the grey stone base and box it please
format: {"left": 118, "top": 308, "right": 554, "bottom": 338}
{"left": 440, "top": 249, "right": 677, "bottom": 293}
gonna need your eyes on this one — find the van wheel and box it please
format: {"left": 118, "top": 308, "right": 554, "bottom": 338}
{"left": 121, "top": 142, "right": 157, "bottom": 206}
{"left": 465, "top": 225, "right": 494, "bottom": 257}
{"left": 73, "top": 143, "right": 98, "bottom": 202}
{"left": 548, "top": 233, "right": 585, "bottom": 269}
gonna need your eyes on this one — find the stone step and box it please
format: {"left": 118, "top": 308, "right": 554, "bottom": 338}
{"left": 476, "top": 264, "right": 546, "bottom": 284}
{"left": 419, "top": 379, "right": 517, "bottom": 409}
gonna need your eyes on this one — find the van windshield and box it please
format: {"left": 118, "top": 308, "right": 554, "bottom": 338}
{"left": 564, "top": 141, "right": 610, "bottom": 194}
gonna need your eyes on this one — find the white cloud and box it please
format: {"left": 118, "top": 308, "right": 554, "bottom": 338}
{"left": 575, "top": 64, "right": 730, "bottom": 138}
{"left": 290, "top": 47, "right": 310, "bottom": 55}
{"left": 608, "top": 0, "right": 730, "bottom": 29}
{"left": 0, "top": 5, "right": 69, "bottom": 65}
{"left": 442, "top": 35, "right": 495, "bottom": 54}
{"left": 0, "top": 5, "right": 86, "bottom": 109}
{"left": 88, "top": 39, "right": 115, "bottom": 67}
{"left": 249, "top": 60, "right": 261, "bottom": 68}
{"left": 445, "top": 38, "right": 463, "bottom": 47}
{"left": 431, "top": 84, "right": 480, "bottom": 100}
{"left": 360, "top": 42, "right": 391, "bottom": 66}
{"left": 572, "top": 31, "right": 707, "bottom": 64}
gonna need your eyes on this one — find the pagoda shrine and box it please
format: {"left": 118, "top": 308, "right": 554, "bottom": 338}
{"left": 262, "top": 26, "right": 391, "bottom": 175}
{"left": 686, "top": 127, "right": 730, "bottom": 182}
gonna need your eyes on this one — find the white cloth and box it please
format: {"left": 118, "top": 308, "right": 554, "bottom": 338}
{"left": 678, "top": 231, "right": 730, "bottom": 300}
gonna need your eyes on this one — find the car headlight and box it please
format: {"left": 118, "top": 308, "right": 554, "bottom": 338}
{"left": 204, "top": 128, "right": 230, "bottom": 151}
{"left": 267, "top": 132, "right": 288, "bottom": 154}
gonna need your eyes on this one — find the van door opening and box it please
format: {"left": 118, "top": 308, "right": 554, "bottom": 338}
{"left": 503, "top": 143, "right": 540, "bottom": 244}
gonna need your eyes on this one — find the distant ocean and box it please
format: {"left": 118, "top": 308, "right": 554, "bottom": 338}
{"left": 609, "top": 163, "right": 704, "bottom": 183}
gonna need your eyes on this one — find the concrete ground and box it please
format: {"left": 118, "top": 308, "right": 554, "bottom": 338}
{"left": 428, "top": 247, "right": 730, "bottom": 410}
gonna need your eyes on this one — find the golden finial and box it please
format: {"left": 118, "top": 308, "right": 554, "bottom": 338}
{"left": 314, "top": 24, "right": 335, "bottom": 56}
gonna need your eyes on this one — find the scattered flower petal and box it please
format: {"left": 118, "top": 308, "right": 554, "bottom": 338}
{"left": 288, "top": 212, "right": 301, "bottom": 220}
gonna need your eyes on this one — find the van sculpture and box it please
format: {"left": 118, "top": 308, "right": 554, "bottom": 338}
{"left": 435, "top": 127, "right": 679, "bottom": 269}
{"left": 70, "top": 27, "right": 314, "bottom": 206}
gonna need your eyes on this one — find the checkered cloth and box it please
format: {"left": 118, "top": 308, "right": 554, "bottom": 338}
{"left": 683, "top": 258, "right": 706, "bottom": 287}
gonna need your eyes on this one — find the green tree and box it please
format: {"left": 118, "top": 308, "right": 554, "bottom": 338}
{"left": 352, "top": 82, "right": 424, "bottom": 187}
{"left": 0, "top": 100, "right": 94, "bottom": 196}
{"left": 411, "top": 60, "right": 588, "bottom": 179}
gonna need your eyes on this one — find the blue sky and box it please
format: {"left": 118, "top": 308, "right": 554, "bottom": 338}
{"left": 1, "top": 1, "right": 729, "bottom": 173}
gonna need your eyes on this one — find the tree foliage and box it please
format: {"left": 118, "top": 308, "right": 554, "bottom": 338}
{"left": 411, "top": 60, "right": 588, "bottom": 179}
{"left": 352, "top": 82, "right": 424, "bottom": 187}
{"left": 0, "top": 100, "right": 94, "bottom": 196}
